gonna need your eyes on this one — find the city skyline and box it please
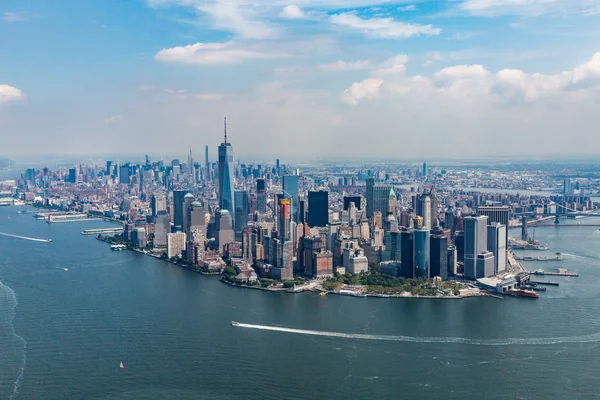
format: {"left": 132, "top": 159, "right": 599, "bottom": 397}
{"left": 1, "top": 0, "right": 600, "bottom": 157}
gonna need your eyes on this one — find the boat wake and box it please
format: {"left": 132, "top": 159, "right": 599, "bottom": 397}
{"left": 232, "top": 322, "right": 600, "bottom": 346}
{"left": 0, "top": 232, "right": 52, "bottom": 243}
{"left": 0, "top": 282, "right": 27, "bottom": 400}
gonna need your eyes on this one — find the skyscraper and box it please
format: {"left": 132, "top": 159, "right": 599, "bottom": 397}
{"left": 151, "top": 193, "right": 166, "bottom": 217}
{"left": 187, "top": 147, "right": 194, "bottom": 176}
{"left": 487, "top": 223, "right": 507, "bottom": 274}
{"left": 413, "top": 228, "right": 430, "bottom": 279}
{"left": 400, "top": 228, "right": 414, "bottom": 278}
{"left": 307, "top": 191, "right": 329, "bottom": 228}
{"left": 278, "top": 198, "right": 291, "bottom": 240}
{"left": 283, "top": 175, "right": 299, "bottom": 223}
{"left": 215, "top": 209, "right": 234, "bottom": 255}
{"left": 423, "top": 162, "right": 428, "bottom": 178}
{"left": 477, "top": 205, "right": 510, "bottom": 248}
{"left": 366, "top": 178, "right": 394, "bottom": 219}
{"left": 218, "top": 118, "right": 235, "bottom": 227}
{"left": 234, "top": 190, "right": 249, "bottom": 239}
{"left": 172, "top": 190, "right": 187, "bottom": 232}
{"left": 182, "top": 193, "right": 194, "bottom": 235}
{"left": 430, "top": 234, "right": 448, "bottom": 278}
{"left": 154, "top": 210, "right": 170, "bottom": 248}
{"left": 256, "top": 178, "right": 266, "bottom": 213}
{"left": 417, "top": 194, "right": 432, "bottom": 229}
{"left": 463, "top": 216, "right": 488, "bottom": 279}
{"left": 204, "top": 145, "right": 209, "bottom": 174}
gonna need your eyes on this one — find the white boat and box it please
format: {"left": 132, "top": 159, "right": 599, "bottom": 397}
{"left": 120, "top": 362, "right": 124, "bottom": 369}
{"left": 231, "top": 321, "right": 241, "bottom": 327}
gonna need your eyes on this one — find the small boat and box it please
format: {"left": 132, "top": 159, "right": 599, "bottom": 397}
{"left": 556, "top": 252, "right": 562, "bottom": 255}
{"left": 120, "top": 362, "right": 124, "bottom": 369}
{"left": 319, "top": 292, "right": 327, "bottom": 296}
{"left": 231, "top": 321, "right": 241, "bottom": 327}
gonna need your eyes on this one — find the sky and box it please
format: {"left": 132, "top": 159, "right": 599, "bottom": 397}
{"left": 1, "top": 0, "right": 600, "bottom": 161}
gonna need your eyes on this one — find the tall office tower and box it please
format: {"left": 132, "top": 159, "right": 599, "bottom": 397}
{"left": 423, "top": 162, "right": 428, "bottom": 178}
{"left": 463, "top": 215, "right": 488, "bottom": 279}
{"left": 447, "top": 246, "right": 457, "bottom": 276}
{"left": 430, "top": 188, "right": 439, "bottom": 226}
{"left": 388, "top": 188, "right": 397, "bottom": 217}
{"left": 172, "top": 190, "right": 187, "bottom": 232}
{"left": 476, "top": 251, "right": 495, "bottom": 278}
{"left": 400, "top": 228, "right": 414, "bottom": 278}
{"left": 298, "top": 198, "right": 306, "bottom": 223}
{"left": 417, "top": 194, "right": 432, "bottom": 229}
{"left": 204, "top": 145, "right": 209, "bottom": 174}
{"left": 256, "top": 178, "right": 266, "bottom": 213}
{"left": 430, "top": 234, "right": 449, "bottom": 278}
{"left": 106, "top": 161, "right": 113, "bottom": 175}
{"left": 234, "top": 190, "right": 249, "bottom": 239}
{"left": 151, "top": 193, "right": 167, "bottom": 217}
{"left": 215, "top": 209, "right": 234, "bottom": 255}
{"left": 154, "top": 210, "right": 170, "bottom": 248}
{"left": 282, "top": 175, "right": 299, "bottom": 222}
{"left": 373, "top": 211, "right": 383, "bottom": 229}
{"left": 188, "top": 201, "right": 206, "bottom": 236}
{"left": 119, "top": 164, "right": 131, "bottom": 184}
{"left": 343, "top": 195, "right": 364, "bottom": 211}
{"left": 241, "top": 227, "right": 253, "bottom": 263}
{"left": 302, "top": 236, "right": 322, "bottom": 276}
{"left": 487, "top": 223, "right": 507, "bottom": 274}
{"left": 477, "top": 205, "right": 510, "bottom": 248}
{"left": 278, "top": 198, "right": 291, "bottom": 240}
{"left": 367, "top": 178, "right": 395, "bottom": 220}
{"left": 413, "top": 228, "right": 430, "bottom": 279}
{"left": 167, "top": 232, "right": 186, "bottom": 258}
{"left": 187, "top": 148, "right": 194, "bottom": 176}
{"left": 218, "top": 118, "right": 235, "bottom": 226}
{"left": 563, "top": 178, "right": 572, "bottom": 195}
{"left": 445, "top": 210, "right": 455, "bottom": 236}
{"left": 182, "top": 193, "right": 194, "bottom": 235}
{"left": 383, "top": 230, "right": 401, "bottom": 261}
{"left": 307, "top": 191, "right": 328, "bottom": 228}
{"left": 400, "top": 210, "right": 410, "bottom": 228}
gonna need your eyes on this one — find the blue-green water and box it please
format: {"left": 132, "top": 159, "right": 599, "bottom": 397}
{"left": 1, "top": 206, "right": 600, "bottom": 399}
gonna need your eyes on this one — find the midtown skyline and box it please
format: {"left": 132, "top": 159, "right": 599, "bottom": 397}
{"left": 1, "top": 0, "right": 600, "bottom": 157}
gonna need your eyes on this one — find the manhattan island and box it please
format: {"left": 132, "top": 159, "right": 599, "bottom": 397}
{"left": 3, "top": 121, "right": 590, "bottom": 299}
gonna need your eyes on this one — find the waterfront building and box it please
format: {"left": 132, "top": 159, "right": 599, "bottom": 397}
{"left": 487, "top": 223, "right": 507, "bottom": 274}
{"left": 383, "top": 230, "right": 401, "bottom": 262}
{"left": 447, "top": 246, "right": 457, "bottom": 276}
{"left": 154, "top": 210, "right": 170, "bottom": 248}
{"left": 167, "top": 232, "right": 186, "bottom": 258}
{"left": 413, "top": 228, "right": 430, "bottom": 279}
{"left": 132, "top": 227, "right": 146, "bottom": 248}
{"left": 430, "top": 234, "right": 448, "bottom": 278}
{"left": 344, "top": 247, "right": 369, "bottom": 274}
{"left": 172, "top": 190, "right": 187, "bottom": 232}
{"left": 477, "top": 205, "right": 510, "bottom": 248}
{"left": 218, "top": 119, "right": 235, "bottom": 226}
{"left": 476, "top": 251, "right": 495, "bottom": 278}
{"left": 464, "top": 216, "right": 489, "bottom": 279}
{"left": 307, "top": 190, "right": 328, "bottom": 228}
{"left": 215, "top": 209, "right": 234, "bottom": 255}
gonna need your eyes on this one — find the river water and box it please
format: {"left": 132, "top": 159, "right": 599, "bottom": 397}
{"left": 1, "top": 205, "right": 600, "bottom": 399}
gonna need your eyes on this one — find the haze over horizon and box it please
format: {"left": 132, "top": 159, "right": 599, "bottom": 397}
{"left": 1, "top": 0, "right": 600, "bottom": 158}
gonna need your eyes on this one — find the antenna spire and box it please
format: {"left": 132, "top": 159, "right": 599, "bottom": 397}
{"left": 224, "top": 117, "right": 227, "bottom": 144}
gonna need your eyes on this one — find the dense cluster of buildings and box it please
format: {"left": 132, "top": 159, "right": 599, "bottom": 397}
{"left": 5, "top": 125, "right": 597, "bottom": 283}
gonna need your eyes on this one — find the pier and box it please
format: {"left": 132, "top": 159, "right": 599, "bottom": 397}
{"left": 515, "top": 256, "right": 562, "bottom": 262}
{"left": 529, "top": 269, "right": 579, "bottom": 277}
{"left": 82, "top": 227, "right": 124, "bottom": 235}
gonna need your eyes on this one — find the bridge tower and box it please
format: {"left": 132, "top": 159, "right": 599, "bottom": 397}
{"left": 554, "top": 209, "right": 560, "bottom": 224}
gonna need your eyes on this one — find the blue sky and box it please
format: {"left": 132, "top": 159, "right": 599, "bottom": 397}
{"left": 1, "top": 0, "right": 600, "bottom": 159}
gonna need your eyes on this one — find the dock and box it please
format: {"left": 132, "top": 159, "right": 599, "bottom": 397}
{"left": 81, "top": 227, "right": 124, "bottom": 235}
{"left": 515, "top": 256, "right": 562, "bottom": 262}
{"left": 529, "top": 281, "right": 559, "bottom": 286}
{"left": 531, "top": 269, "right": 579, "bottom": 277}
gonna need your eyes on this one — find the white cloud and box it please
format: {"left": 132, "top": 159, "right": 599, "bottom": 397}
{"left": 155, "top": 41, "right": 287, "bottom": 65}
{"left": 459, "top": 0, "right": 600, "bottom": 16}
{"left": 318, "top": 60, "right": 373, "bottom": 71}
{"left": 330, "top": 12, "right": 441, "bottom": 39}
{"left": 1, "top": 12, "right": 28, "bottom": 22}
{"left": 0, "top": 85, "right": 24, "bottom": 103}
{"left": 397, "top": 5, "right": 417, "bottom": 11}
{"left": 374, "top": 55, "right": 409, "bottom": 75}
{"left": 342, "top": 78, "right": 383, "bottom": 104}
{"left": 196, "top": 1, "right": 279, "bottom": 39}
{"left": 104, "top": 115, "right": 124, "bottom": 124}
{"left": 343, "top": 52, "right": 600, "bottom": 104}
{"left": 279, "top": 5, "right": 305, "bottom": 19}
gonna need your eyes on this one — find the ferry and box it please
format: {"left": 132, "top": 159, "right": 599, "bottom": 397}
{"left": 110, "top": 244, "right": 127, "bottom": 251}
{"left": 507, "top": 289, "right": 539, "bottom": 298}
{"left": 231, "top": 321, "right": 241, "bottom": 327}
{"left": 339, "top": 289, "right": 367, "bottom": 297}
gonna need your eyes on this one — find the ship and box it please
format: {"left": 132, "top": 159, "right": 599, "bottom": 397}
{"left": 507, "top": 289, "right": 539, "bottom": 298}
{"left": 110, "top": 244, "right": 127, "bottom": 251}
{"left": 231, "top": 321, "right": 241, "bottom": 327}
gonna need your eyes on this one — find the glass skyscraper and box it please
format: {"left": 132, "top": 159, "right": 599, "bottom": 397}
{"left": 282, "top": 175, "right": 299, "bottom": 222}
{"left": 413, "top": 228, "right": 430, "bottom": 279}
{"left": 218, "top": 119, "right": 235, "bottom": 227}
